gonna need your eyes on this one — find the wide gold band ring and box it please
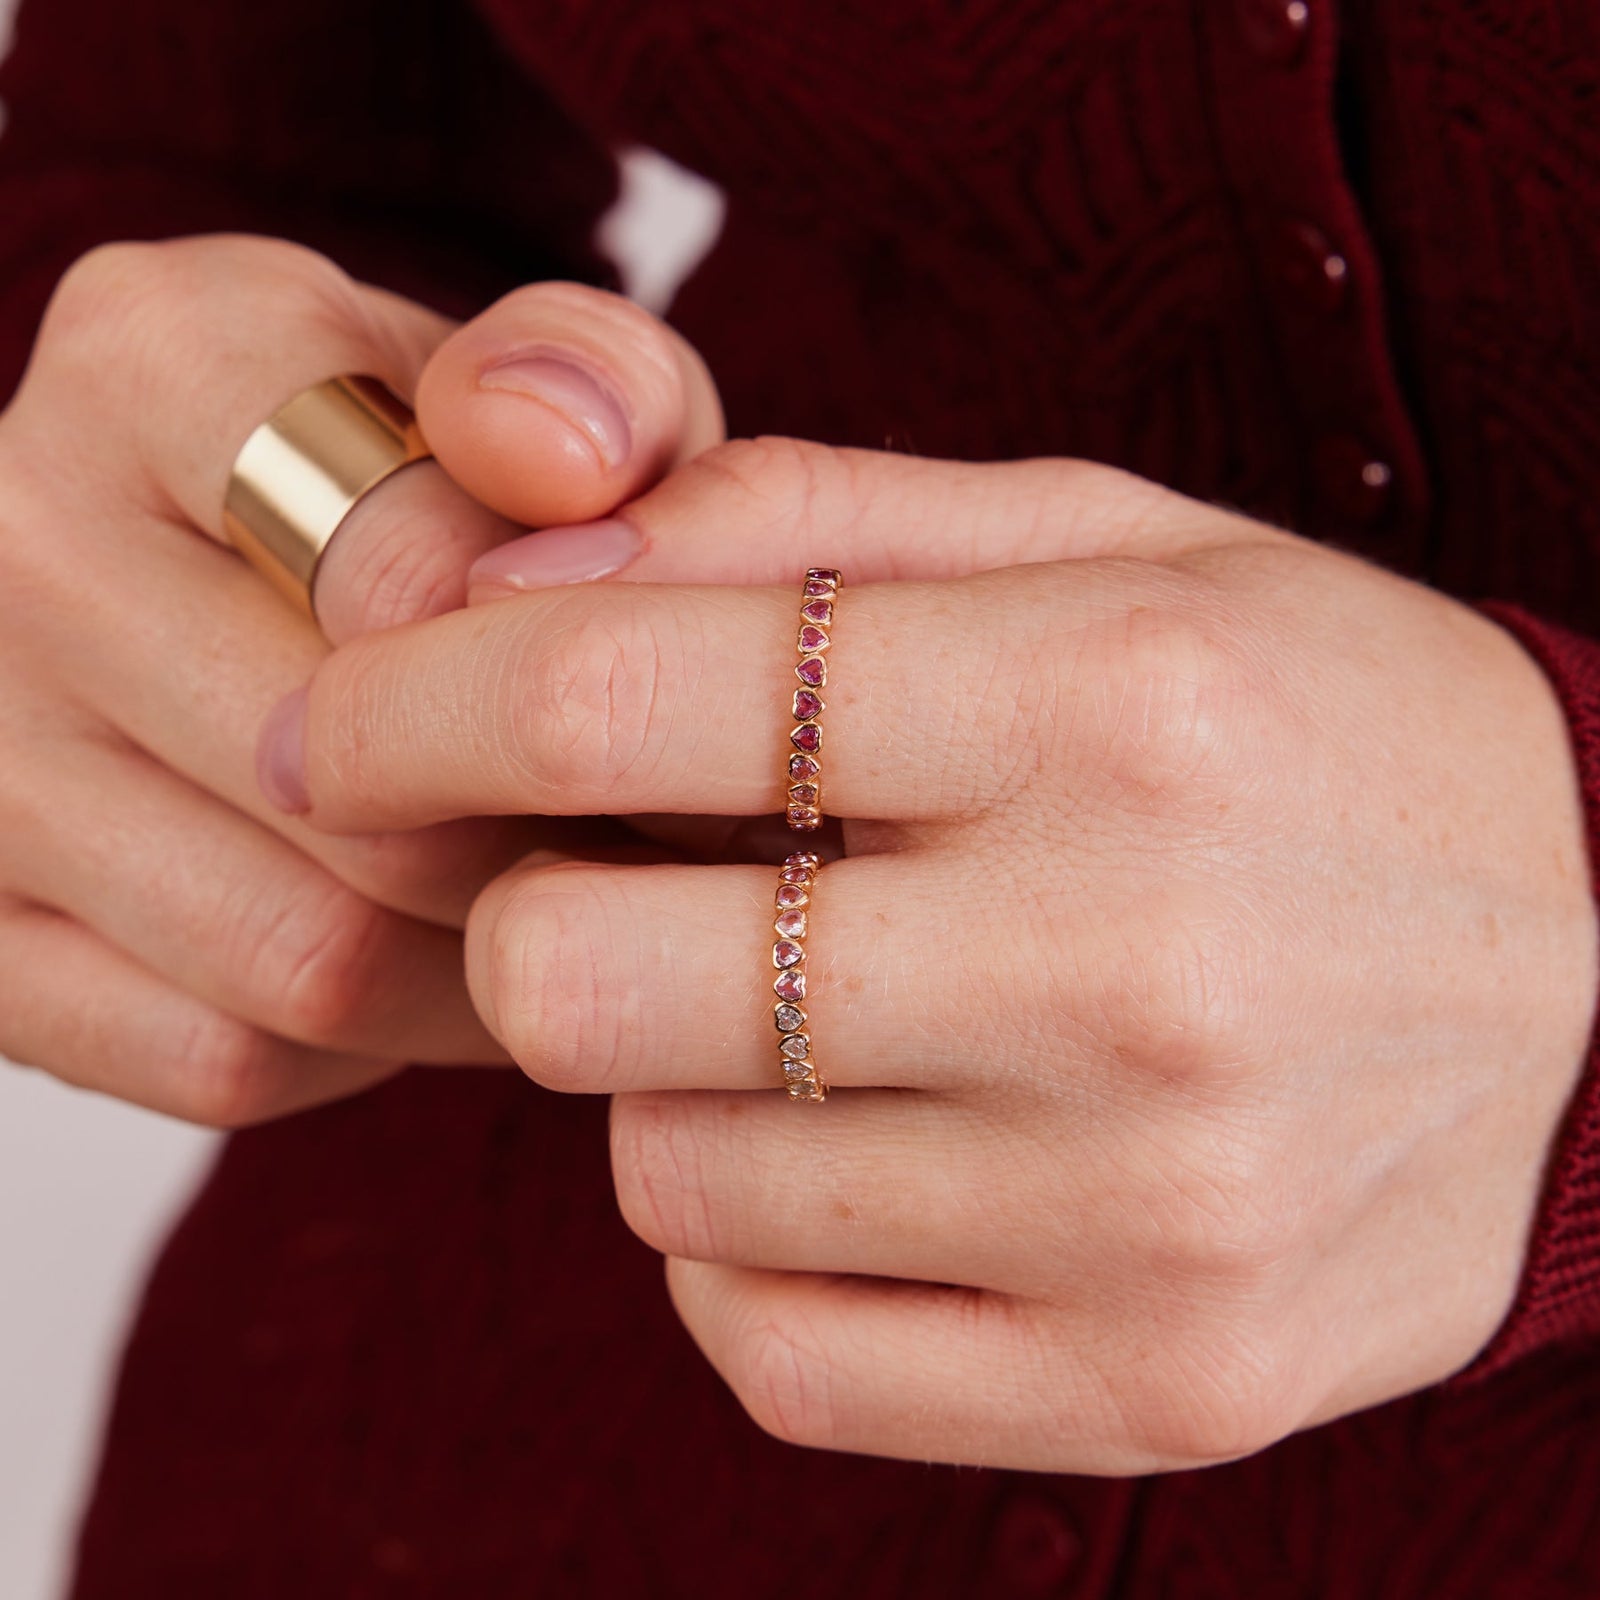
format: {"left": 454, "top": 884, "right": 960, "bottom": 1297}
{"left": 221, "top": 375, "right": 432, "bottom": 616}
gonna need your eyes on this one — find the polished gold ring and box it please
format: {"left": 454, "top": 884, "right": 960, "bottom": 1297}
{"left": 772, "top": 850, "right": 828, "bottom": 1102}
{"left": 784, "top": 567, "right": 841, "bottom": 832}
{"left": 222, "top": 375, "right": 432, "bottom": 616}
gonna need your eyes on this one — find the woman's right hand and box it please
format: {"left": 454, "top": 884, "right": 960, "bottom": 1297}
{"left": 0, "top": 234, "right": 723, "bottom": 1124}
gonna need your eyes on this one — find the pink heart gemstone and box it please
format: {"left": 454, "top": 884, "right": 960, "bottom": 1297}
{"left": 788, "top": 753, "right": 821, "bottom": 780}
{"left": 774, "top": 909, "right": 808, "bottom": 939}
{"left": 795, "top": 655, "right": 826, "bottom": 687}
{"left": 790, "top": 723, "right": 822, "bottom": 753}
{"left": 779, "top": 865, "right": 813, "bottom": 884}
{"left": 787, "top": 807, "right": 821, "bottom": 830}
{"left": 775, "top": 883, "right": 809, "bottom": 909}
{"left": 800, "top": 598, "right": 833, "bottom": 625}
{"left": 805, "top": 568, "right": 841, "bottom": 588}
{"left": 788, "top": 782, "right": 819, "bottom": 806}
{"left": 773, "top": 939, "right": 804, "bottom": 968}
{"left": 797, "top": 623, "right": 830, "bottom": 653}
{"left": 784, "top": 851, "right": 820, "bottom": 867}
{"left": 792, "top": 688, "right": 824, "bottom": 721}
{"left": 774, "top": 968, "right": 807, "bottom": 1001}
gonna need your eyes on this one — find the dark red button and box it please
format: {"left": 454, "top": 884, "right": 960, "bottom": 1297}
{"left": 1238, "top": 0, "right": 1312, "bottom": 65}
{"left": 1268, "top": 218, "right": 1349, "bottom": 314}
{"left": 993, "top": 1494, "right": 1082, "bottom": 1595}
{"left": 1312, "top": 433, "right": 1394, "bottom": 527}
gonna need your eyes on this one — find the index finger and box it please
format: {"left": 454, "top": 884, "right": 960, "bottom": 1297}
{"left": 17, "top": 238, "right": 722, "bottom": 647}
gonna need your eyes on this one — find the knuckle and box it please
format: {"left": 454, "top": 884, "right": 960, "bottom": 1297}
{"left": 169, "top": 1013, "right": 280, "bottom": 1129}
{"left": 41, "top": 241, "right": 169, "bottom": 345}
{"left": 1115, "top": 1315, "right": 1302, "bottom": 1468}
{"left": 259, "top": 890, "right": 390, "bottom": 1045}
{"left": 512, "top": 594, "right": 673, "bottom": 804}
{"left": 330, "top": 829, "right": 457, "bottom": 917}
{"left": 729, "top": 1306, "right": 845, "bottom": 1451}
{"left": 333, "top": 823, "right": 502, "bottom": 922}
{"left": 1137, "top": 1135, "right": 1297, "bottom": 1294}
{"left": 687, "top": 436, "right": 847, "bottom": 536}
{"left": 609, "top": 1094, "right": 730, "bottom": 1261}
{"left": 39, "top": 234, "right": 356, "bottom": 370}
{"left": 486, "top": 864, "right": 633, "bottom": 1090}
{"left": 318, "top": 482, "right": 463, "bottom": 635}
{"left": 1082, "top": 598, "right": 1263, "bottom": 815}
{"left": 0, "top": 453, "right": 63, "bottom": 604}
{"left": 1104, "top": 890, "right": 1264, "bottom": 1088}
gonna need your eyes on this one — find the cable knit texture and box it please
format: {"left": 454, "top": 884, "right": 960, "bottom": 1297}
{"left": 1, "top": 0, "right": 1598, "bottom": 1593}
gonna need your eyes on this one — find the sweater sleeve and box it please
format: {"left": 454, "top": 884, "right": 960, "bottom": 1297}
{"left": 0, "top": 0, "right": 620, "bottom": 403}
{"left": 1453, "top": 603, "right": 1600, "bottom": 1381}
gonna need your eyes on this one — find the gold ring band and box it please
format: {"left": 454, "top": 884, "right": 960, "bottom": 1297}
{"left": 773, "top": 850, "right": 828, "bottom": 1101}
{"left": 222, "top": 375, "right": 432, "bottom": 616}
{"left": 784, "top": 567, "right": 841, "bottom": 831}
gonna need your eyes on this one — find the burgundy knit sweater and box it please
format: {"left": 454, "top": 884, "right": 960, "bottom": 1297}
{"left": 4, "top": 0, "right": 1600, "bottom": 1594}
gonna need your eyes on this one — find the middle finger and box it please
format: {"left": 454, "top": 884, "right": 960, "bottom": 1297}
{"left": 270, "top": 568, "right": 1079, "bottom": 830}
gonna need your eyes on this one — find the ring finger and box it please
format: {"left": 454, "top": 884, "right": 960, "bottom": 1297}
{"left": 462, "top": 851, "right": 1028, "bottom": 1095}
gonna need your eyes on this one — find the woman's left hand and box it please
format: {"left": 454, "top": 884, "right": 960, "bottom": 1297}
{"left": 259, "top": 439, "right": 1598, "bottom": 1473}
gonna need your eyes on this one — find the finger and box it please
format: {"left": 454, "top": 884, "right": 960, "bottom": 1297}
{"left": 322, "top": 282, "right": 725, "bottom": 640}
{"left": 0, "top": 898, "right": 401, "bottom": 1126}
{"left": 610, "top": 1088, "right": 1056, "bottom": 1293}
{"left": 415, "top": 280, "right": 725, "bottom": 530}
{"left": 11, "top": 236, "right": 508, "bottom": 639}
{"left": 267, "top": 560, "right": 1141, "bottom": 830}
{"left": 311, "top": 462, "right": 529, "bottom": 645}
{"left": 18, "top": 239, "right": 704, "bottom": 649}
{"left": 0, "top": 728, "right": 502, "bottom": 1065}
{"left": 466, "top": 440, "right": 1267, "bottom": 598}
{"left": 464, "top": 855, "right": 977, "bottom": 1094}
{"left": 664, "top": 1259, "right": 1150, "bottom": 1474}
{"left": 21, "top": 508, "right": 549, "bottom": 928}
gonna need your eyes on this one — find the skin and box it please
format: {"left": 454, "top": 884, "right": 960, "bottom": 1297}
{"left": 3, "top": 232, "right": 1593, "bottom": 1476}
{"left": 265, "top": 438, "right": 1599, "bottom": 1474}
{"left": 0, "top": 234, "right": 722, "bottom": 1122}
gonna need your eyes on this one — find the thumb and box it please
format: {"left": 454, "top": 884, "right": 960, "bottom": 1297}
{"left": 415, "top": 280, "right": 725, "bottom": 527}
{"left": 313, "top": 277, "right": 723, "bottom": 641}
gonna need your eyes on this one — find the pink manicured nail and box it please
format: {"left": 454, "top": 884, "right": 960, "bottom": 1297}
{"left": 468, "top": 519, "right": 644, "bottom": 594}
{"left": 478, "top": 353, "right": 633, "bottom": 468}
{"left": 257, "top": 686, "right": 309, "bottom": 814}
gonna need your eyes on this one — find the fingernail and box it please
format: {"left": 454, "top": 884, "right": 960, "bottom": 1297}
{"left": 257, "top": 686, "right": 310, "bottom": 814}
{"left": 467, "top": 519, "right": 644, "bottom": 595}
{"left": 478, "top": 353, "right": 633, "bottom": 468}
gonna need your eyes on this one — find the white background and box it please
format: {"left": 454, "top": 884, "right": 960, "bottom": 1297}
{"left": 0, "top": 1, "right": 722, "bottom": 1583}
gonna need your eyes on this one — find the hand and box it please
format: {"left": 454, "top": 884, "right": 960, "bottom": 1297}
{"left": 0, "top": 233, "right": 721, "bottom": 1123}
{"left": 263, "top": 439, "right": 1597, "bottom": 1470}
